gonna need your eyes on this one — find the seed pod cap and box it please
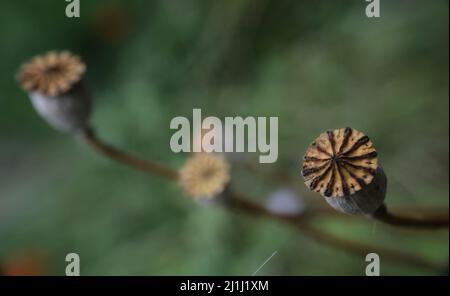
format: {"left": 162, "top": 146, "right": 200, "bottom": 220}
{"left": 302, "top": 127, "right": 386, "bottom": 215}
{"left": 302, "top": 127, "right": 378, "bottom": 197}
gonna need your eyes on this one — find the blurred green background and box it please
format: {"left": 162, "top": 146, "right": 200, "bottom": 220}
{"left": 0, "top": 0, "right": 448, "bottom": 275}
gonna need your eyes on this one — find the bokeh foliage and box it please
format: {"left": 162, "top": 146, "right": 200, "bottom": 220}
{"left": 0, "top": 0, "right": 448, "bottom": 275}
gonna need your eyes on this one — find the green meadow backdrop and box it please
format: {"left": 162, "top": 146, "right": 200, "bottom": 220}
{"left": 0, "top": 0, "right": 448, "bottom": 275}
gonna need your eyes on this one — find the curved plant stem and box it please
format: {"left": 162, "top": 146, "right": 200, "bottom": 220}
{"left": 372, "top": 204, "right": 449, "bottom": 229}
{"left": 295, "top": 223, "right": 439, "bottom": 271}
{"left": 75, "top": 128, "right": 445, "bottom": 271}
{"left": 79, "top": 127, "right": 179, "bottom": 181}
{"left": 241, "top": 161, "right": 449, "bottom": 226}
{"left": 226, "top": 191, "right": 440, "bottom": 271}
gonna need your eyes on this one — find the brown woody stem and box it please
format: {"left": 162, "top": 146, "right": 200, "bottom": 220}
{"left": 226, "top": 192, "right": 440, "bottom": 271}
{"left": 372, "top": 204, "right": 449, "bottom": 230}
{"left": 75, "top": 128, "right": 444, "bottom": 271}
{"left": 79, "top": 127, "right": 179, "bottom": 181}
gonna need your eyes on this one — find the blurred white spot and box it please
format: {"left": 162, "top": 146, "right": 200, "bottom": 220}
{"left": 265, "top": 187, "right": 304, "bottom": 215}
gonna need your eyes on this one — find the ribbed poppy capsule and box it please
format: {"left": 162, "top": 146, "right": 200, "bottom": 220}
{"left": 302, "top": 127, "right": 387, "bottom": 215}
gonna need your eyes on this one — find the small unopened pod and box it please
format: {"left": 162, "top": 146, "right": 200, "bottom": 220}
{"left": 301, "top": 127, "right": 387, "bottom": 215}
{"left": 16, "top": 51, "right": 91, "bottom": 132}
{"left": 179, "top": 153, "right": 231, "bottom": 201}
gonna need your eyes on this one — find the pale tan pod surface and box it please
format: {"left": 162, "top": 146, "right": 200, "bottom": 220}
{"left": 179, "top": 153, "right": 231, "bottom": 199}
{"left": 17, "top": 51, "right": 91, "bottom": 132}
{"left": 302, "top": 127, "right": 379, "bottom": 198}
{"left": 17, "top": 51, "right": 86, "bottom": 97}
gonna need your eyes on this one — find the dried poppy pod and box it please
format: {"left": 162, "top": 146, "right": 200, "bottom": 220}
{"left": 16, "top": 51, "right": 91, "bottom": 132}
{"left": 302, "top": 127, "right": 387, "bottom": 215}
{"left": 179, "top": 153, "right": 231, "bottom": 200}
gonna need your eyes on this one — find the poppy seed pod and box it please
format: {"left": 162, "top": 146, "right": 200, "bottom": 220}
{"left": 179, "top": 153, "right": 231, "bottom": 200}
{"left": 301, "top": 127, "right": 387, "bottom": 215}
{"left": 17, "top": 51, "right": 91, "bottom": 132}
